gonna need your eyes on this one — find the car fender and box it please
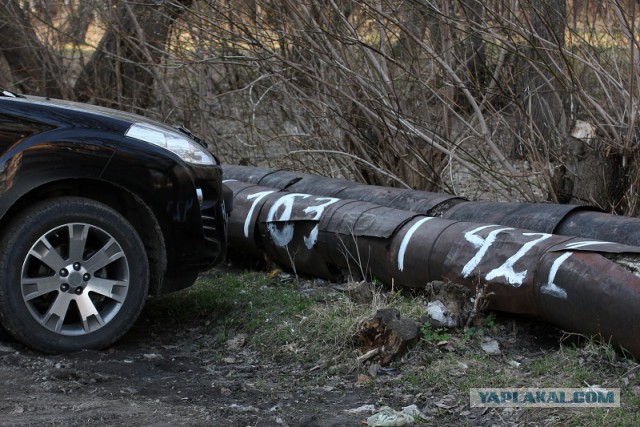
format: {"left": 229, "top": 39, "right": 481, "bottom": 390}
{"left": 99, "top": 141, "right": 218, "bottom": 274}
{"left": 0, "top": 131, "right": 115, "bottom": 218}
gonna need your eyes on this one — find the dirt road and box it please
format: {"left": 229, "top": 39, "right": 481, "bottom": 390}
{"left": 0, "top": 312, "right": 387, "bottom": 426}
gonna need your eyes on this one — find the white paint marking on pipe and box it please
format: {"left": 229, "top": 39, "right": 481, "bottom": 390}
{"left": 244, "top": 190, "right": 276, "bottom": 238}
{"left": 485, "top": 233, "right": 552, "bottom": 286}
{"left": 397, "top": 217, "right": 434, "bottom": 272}
{"left": 563, "top": 240, "right": 608, "bottom": 249}
{"left": 539, "top": 252, "right": 572, "bottom": 299}
{"left": 266, "top": 193, "right": 310, "bottom": 247}
{"left": 462, "top": 226, "right": 514, "bottom": 278}
{"left": 302, "top": 197, "right": 340, "bottom": 249}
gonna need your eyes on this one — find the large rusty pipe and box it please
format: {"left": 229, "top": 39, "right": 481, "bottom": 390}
{"left": 223, "top": 165, "right": 465, "bottom": 215}
{"left": 223, "top": 165, "right": 640, "bottom": 246}
{"left": 223, "top": 180, "right": 276, "bottom": 267}
{"left": 225, "top": 177, "right": 640, "bottom": 357}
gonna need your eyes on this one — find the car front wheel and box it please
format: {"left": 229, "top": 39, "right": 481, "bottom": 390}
{"left": 0, "top": 197, "right": 149, "bottom": 353}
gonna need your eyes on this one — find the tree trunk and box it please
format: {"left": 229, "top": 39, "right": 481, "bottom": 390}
{"left": 0, "top": 0, "right": 64, "bottom": 97}
{"left": 519, "top": 0, "right": 571, "bottom": 203}
{"left": 460, "top": 0, "right": 488, "bottom": 91}
{"left": 553, "top": 130, "right": 627, "bottom": 210}
{"left": 523, "top": 0, "right": 568, "bottom": 149}
{"left": 520, "top": 0, "right": 632, "bottom": 213}
{"left": 74, "top": 0, "right": 192, "bottom": 112}
{"left": 65, "top": 0, "right": 96, "bottom": 45}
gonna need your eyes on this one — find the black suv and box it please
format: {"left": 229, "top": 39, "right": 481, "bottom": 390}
{"left": 0, "top": 91, "right": 231, "bottom": 353}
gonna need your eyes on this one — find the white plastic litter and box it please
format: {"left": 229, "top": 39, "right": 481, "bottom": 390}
{"left": 481, "top": 337, "right": 501, "bottom": 355}
{"left": 367, "top": 404, "right": 425, "bottom": 426}
{"left": 426, "top": 300, "right": 458, "bottom": 327}
{"left": 344, "top": 404, "right": 376, "bottom": 414}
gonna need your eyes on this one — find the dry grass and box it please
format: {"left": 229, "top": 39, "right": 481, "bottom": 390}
{"left": 148, "top": 269, "right": 640, "bottom": 426}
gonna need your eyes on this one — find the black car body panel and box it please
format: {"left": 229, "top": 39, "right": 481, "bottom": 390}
{"left": 100, "top": 144, "right": 227, "bottom": 275}
{"left": 0, "top": 92, "right": 228, "bottom": 296}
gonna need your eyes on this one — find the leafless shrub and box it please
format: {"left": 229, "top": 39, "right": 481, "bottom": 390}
{"left": 1, "top": 0, "right": 639, "bottom": 214}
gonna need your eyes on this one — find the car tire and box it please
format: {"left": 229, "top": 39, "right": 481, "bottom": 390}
{"left": 0, "top": 197, "right": 149, "bottom": 353}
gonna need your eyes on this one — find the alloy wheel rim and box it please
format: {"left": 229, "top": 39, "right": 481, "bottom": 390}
{"left": 20, "top": 223, "right": 130, "bottom": 336}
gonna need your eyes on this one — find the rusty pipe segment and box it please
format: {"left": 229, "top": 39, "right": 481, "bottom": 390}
{"left": 554, "top": 209, "right": 640, "bottom": 247}
{"left": 384, "top": 215, "right": 640, "bottom": 355}
{"left": 534, "top": 250, "right": 640, "bottom": 357}
{"left": 226, "top": 180, "right": 640, "bottom": 357}
{"left": 441, "top": 201, "right": 591, "bottom": 233}
{"left": 224, "top": 179, "right": 348, "bottom": 277}
{"left": 223, "top": 179, "right": 279, "bottom": 268}
{"left": 222, "top": 166, "right": 279, "bottom": 185}
{"left": 253, "top": 191, "right": 345, "bottom": 279}
{"left": 223, "top": 165, "right": 351, "bottom": 194}
{"left": 223, "top": 165, "right": 640, "bottom": 246}
{"left": 223, "top": 165, "right": 466, "bottom": 214}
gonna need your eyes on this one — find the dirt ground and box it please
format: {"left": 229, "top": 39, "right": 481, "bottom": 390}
{"left": 0, "top": 312, "right": 371, "bottom": 426}
{"left": 0, "top": 285, "right": 404, "bottom": 427}
{"left": 0, "top": 272, "right": 629, "bottom": 427}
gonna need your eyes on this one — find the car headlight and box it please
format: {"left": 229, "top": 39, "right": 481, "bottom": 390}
{"left": 125, "top": 122, "right": 216, "bottom": 166}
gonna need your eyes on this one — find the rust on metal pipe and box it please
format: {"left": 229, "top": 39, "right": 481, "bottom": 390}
{"left": 224, "top": 174, "right": 640, "bottom": 357}
{"left": 223, "top": 165, "right": 465, "bottom": 215}
{"left": 223, "top": 165, "right": 640, "bottom": 246}
{"left": 555, "top": 209, "right": 640, "bottom": 247}
{"left": 223, "top": 179, "right": 276, "bottom": 267}
{"left": 441, "top": 201, "right": 595, "bottom": 234}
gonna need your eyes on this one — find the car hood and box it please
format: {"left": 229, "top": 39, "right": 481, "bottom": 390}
{"left": 1, "top": 93, "right": 180, "bottom": 134}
